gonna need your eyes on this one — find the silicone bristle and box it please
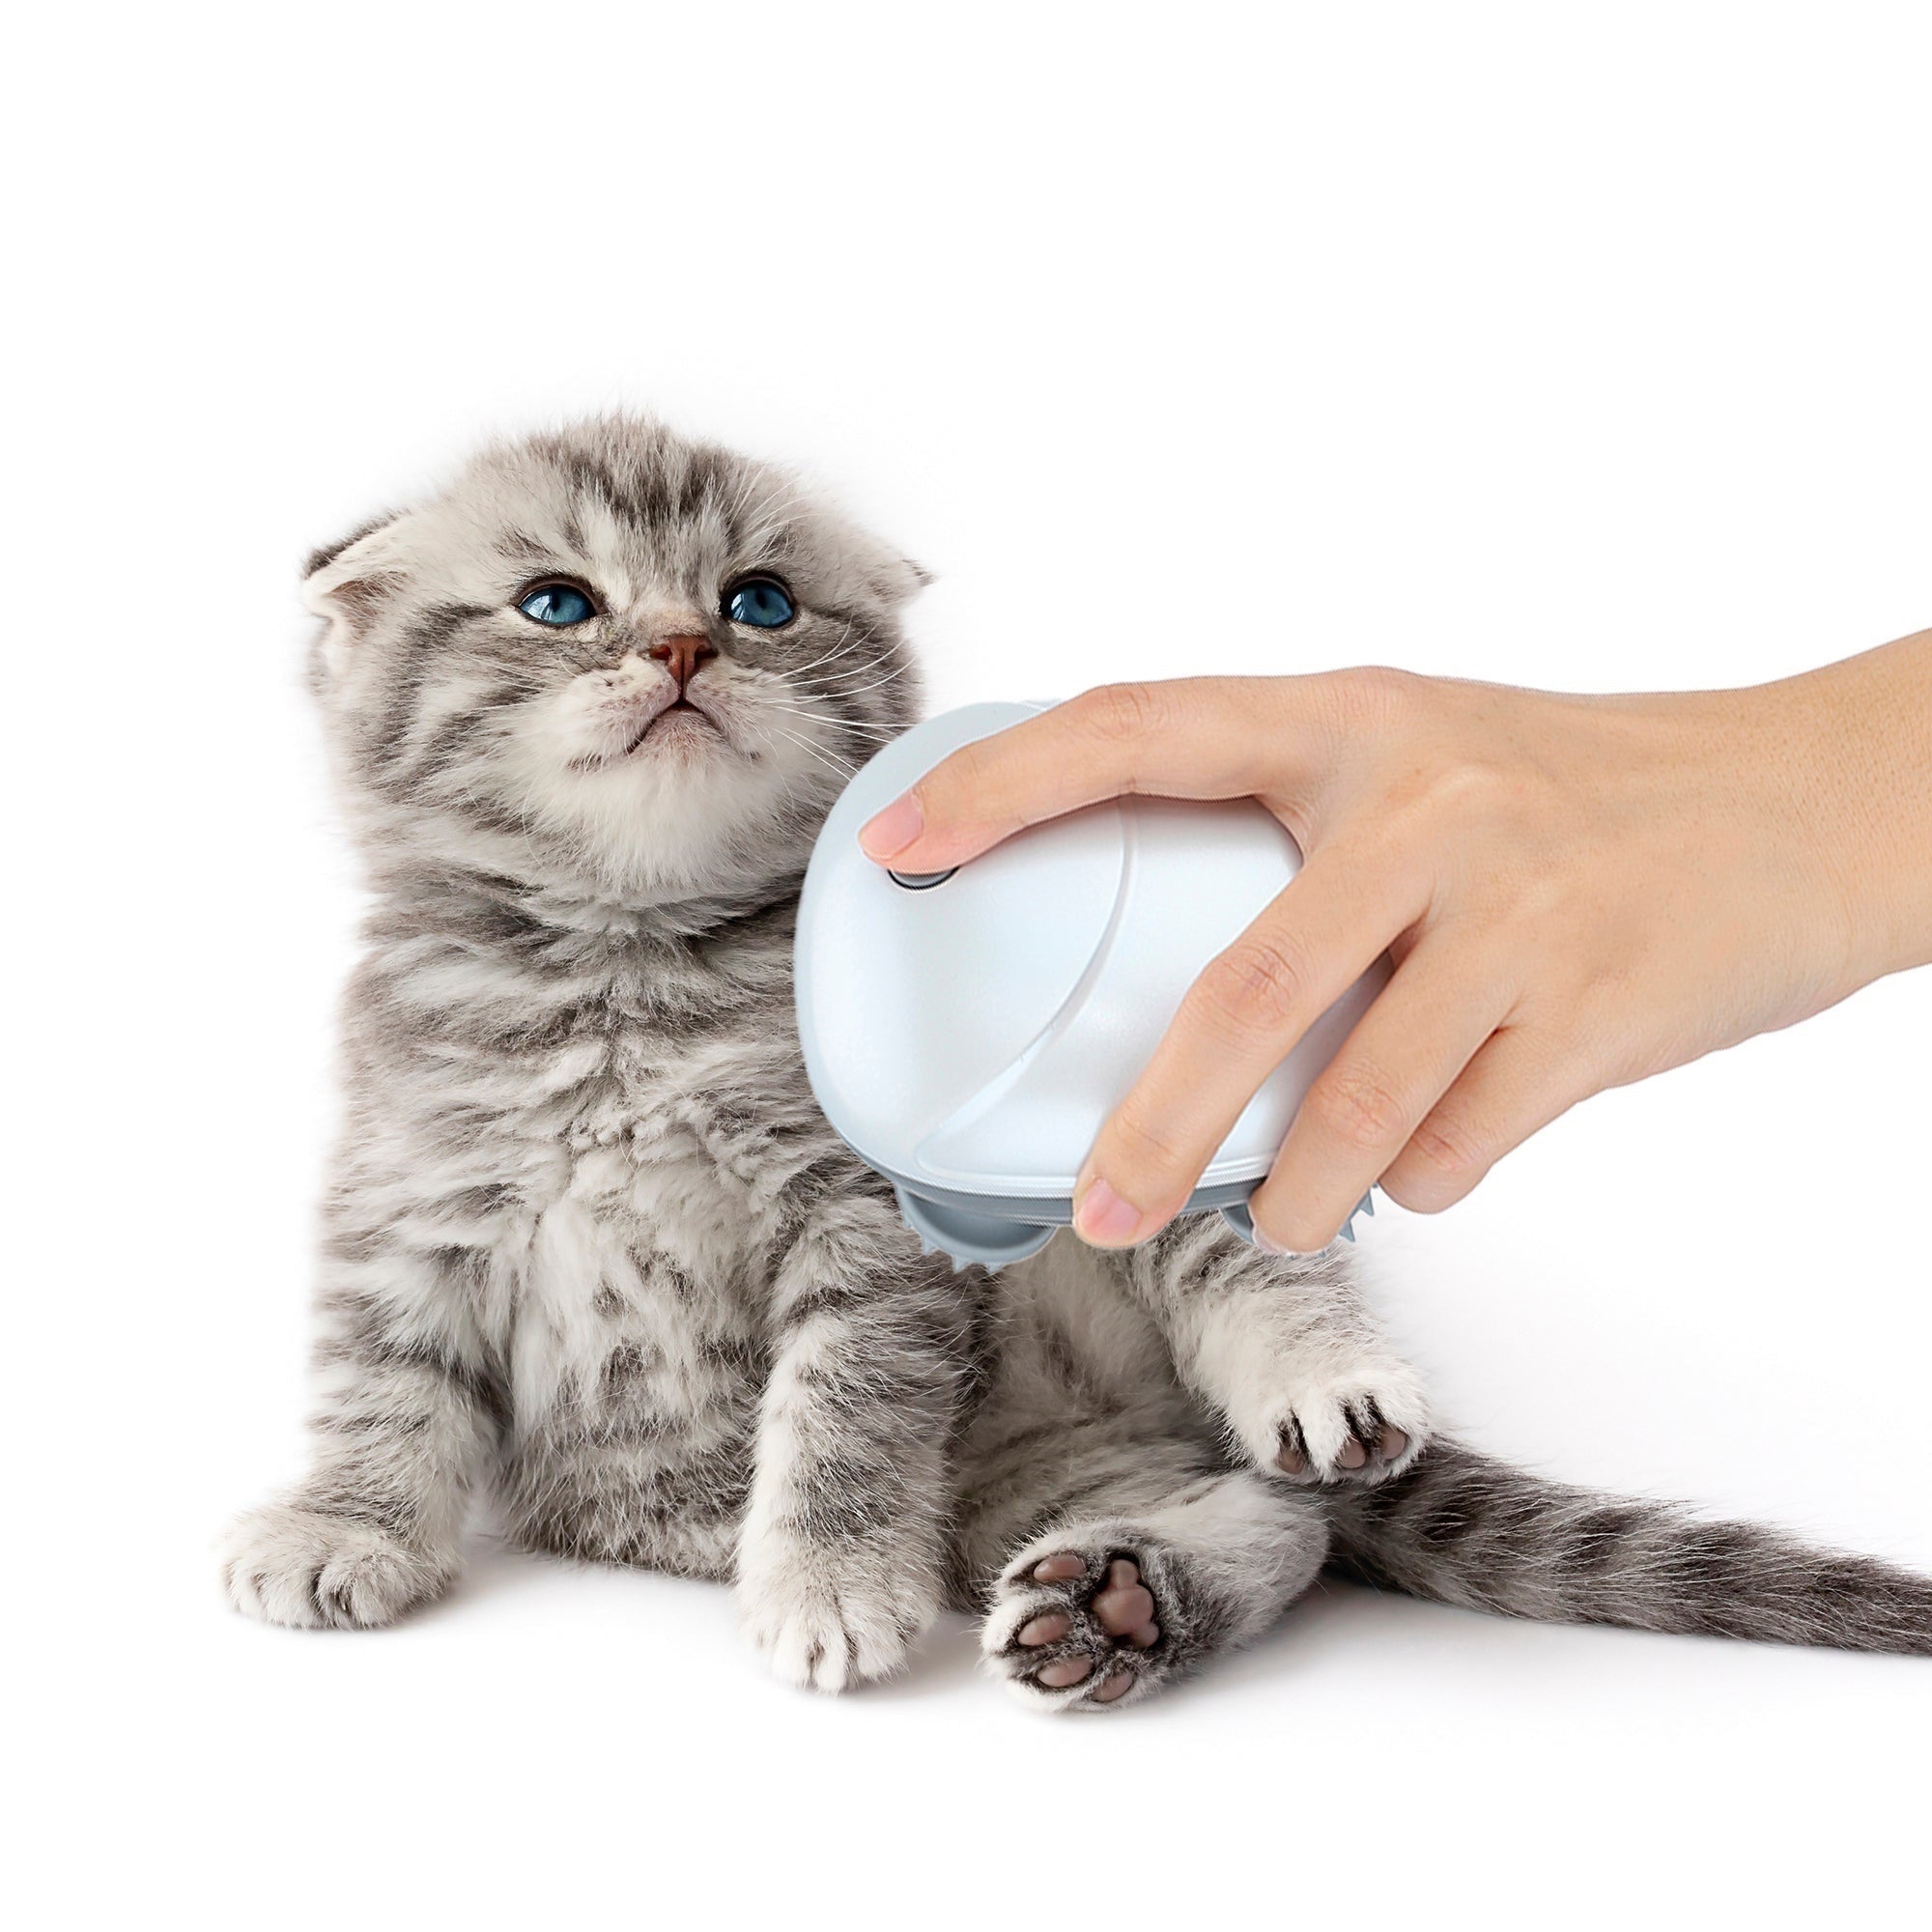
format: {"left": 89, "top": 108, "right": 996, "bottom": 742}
{"left": 1336, "top": 1189, "right": 1376, "bottom": 1244}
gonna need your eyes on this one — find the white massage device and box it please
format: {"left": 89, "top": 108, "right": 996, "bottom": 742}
{"left": 796, "top": 702, "right": 1391, "bottom": 1269}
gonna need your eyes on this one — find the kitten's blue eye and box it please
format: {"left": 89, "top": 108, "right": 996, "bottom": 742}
{"left": 724, "top": 578, "right": 795, "bottom": 629}
{"left": 518, "top": 583, "right": 595, "bottom": 626}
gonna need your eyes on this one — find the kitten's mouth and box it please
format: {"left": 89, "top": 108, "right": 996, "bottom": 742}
{"left": 622, "top": 694, "right": 721, "bottom": 756}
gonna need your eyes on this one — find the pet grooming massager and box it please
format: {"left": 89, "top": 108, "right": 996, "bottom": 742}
{"left": 796, "top": 703, "right": 1391, "bottom": 1269}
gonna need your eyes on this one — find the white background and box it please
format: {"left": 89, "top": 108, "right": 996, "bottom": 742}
{"left": 9, "top": 5, "right": 1929, "bottom": 1926}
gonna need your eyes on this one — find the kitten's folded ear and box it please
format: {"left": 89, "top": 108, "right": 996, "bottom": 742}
{"left": 301, "top": 511, "right": 413, "bottom": 675}
{"left": 853, "top": 547, "right": 933, "bottom": 609}
{"left": 883, "top": 556, "right": 936, "bottom": 603}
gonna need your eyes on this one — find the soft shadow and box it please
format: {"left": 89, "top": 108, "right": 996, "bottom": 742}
{"left": 393, "top": 1535, "right": 566, "bottom": 1627}
{"left": 412, "top": 1538, "right": 985, "bottom": 1702}
{"left": 855, "top": 1613, "right": 985, "bottom": 1704}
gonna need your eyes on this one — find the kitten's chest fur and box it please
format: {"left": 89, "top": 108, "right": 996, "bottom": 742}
{"left": 503, "top": 993, "right": 809, "bottom": 1397}
{"left": 485, "top": 1014, "right": 796, "bottom": 1576}
{"left": 379, "top": 912, "right": 832, "bottom": 1573}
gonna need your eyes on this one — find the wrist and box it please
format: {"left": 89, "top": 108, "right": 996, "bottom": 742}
{"left": 1758, "top": 633, "right": 1932, "bottom": 999}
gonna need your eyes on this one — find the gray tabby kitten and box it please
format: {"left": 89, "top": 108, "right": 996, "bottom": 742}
{"left": 223, "top": 415, "right": 1931, "bottom": 1707}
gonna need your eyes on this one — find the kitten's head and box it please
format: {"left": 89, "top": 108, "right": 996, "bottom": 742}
{"left": 304, "top": 415, "right": 924, "bottom": 906}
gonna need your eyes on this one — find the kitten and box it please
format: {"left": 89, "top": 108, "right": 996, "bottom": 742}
{"left": 223, "top": 414, "right": 1931, "bottom": 1706}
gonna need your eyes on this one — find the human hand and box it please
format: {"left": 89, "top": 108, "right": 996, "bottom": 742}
{"left": 858, "top": 643, "right": 1932, "bottom": 1252}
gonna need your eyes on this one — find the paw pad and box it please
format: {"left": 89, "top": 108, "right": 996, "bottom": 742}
{"left": 993, "top": 1549, "right": 1166, "bottom": 1710}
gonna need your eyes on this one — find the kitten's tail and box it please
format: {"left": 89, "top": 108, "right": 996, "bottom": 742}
{"left": 1322, "top": 1439, "right": 1932, "bottom": 1656}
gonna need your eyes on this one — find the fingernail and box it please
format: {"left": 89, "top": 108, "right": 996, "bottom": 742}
{"left": 1074, "top": 1179, "right": 1145, "bottom": 1246}
{"left": 1253, "top": 1224, "right": 1316, "bottom": 1259}
{"left": 859, "top": 792, "right": 923, "bottom": 860}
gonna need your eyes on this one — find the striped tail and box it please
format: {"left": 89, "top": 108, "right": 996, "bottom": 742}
{"left": 1323, "top": 1439, "right": 1932, "bottom": 1656}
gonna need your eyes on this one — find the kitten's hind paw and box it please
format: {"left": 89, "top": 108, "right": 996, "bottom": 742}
{"left": 220, "top": 1499, "right": 457, "bottom": 1630}
{"left": 983, "top": 1544, "right": 1174, "bottom": 1712}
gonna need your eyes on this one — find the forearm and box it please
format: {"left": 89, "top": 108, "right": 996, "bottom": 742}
{"left": 1774, "top": 630, "right": 1932, "bottom": 992}
{"left": 735, "top": 1208, "right": 972, "bottom": 1688}
{"left": 750, "top": 1207, "right": 970, "bottom": 1543}
{"left": 303, "top": 1236, "right": 504, "bottom": 1545}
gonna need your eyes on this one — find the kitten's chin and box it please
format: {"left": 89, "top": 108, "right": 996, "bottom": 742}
{"left": 537, "top": 724, "right": 826, "bottom": 892}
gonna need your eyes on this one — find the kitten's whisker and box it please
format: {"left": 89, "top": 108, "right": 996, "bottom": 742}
{"left": 805, "top": 659, "right": 917, "bottom": 701}
{"left": 761, "top": 699, "right": 899, "bottom": 737}
{"left": 808, "top": 651, "right": 909, "bottom": 687}
{"left": 769, "top": 646, "right": 844, "bottom": 680}
{"left": 754, "top": 710, "right": 858, "bottom": 771}
{"left": 800, "top": 646, "right": 905, "bottom": 689}
{"left": 752, "top": 675, "right": 900, "bottom": 731}
{"left": 775, "top": 627, "right": 864, "bottom": 681}
{"left": 786, "top": 728, "right": 858, "bottom": 774}
{"left": 774, "top": 651, "right": 848, "bottom": 683}
{"left": 768, "top": 726, "right": 858, "bottom": 785}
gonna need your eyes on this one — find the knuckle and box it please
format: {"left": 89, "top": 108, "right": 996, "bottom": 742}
{"left": 927, "top": 737, "right": 987, "bottom": 806}
{"left": 1397, "top": 1106, "right": 1494, "bottom": 1188}
{"left": 1192, "top": 931, "right": 1310, "bottom": 1038}
{"left": 1380, "top": 1160, "right": 1480, "bottom": 1214}
{"left": 1101, "top": 1105, "right": 1195, "bottom": 1185}
{"left": 1421, "top": 756, "right": 1537, "bottom": 831}
{"left": 1075, "top": 680, "right": 1167, "bottom": 751}
{"left": 1307, "top": 1062, "right": 1412, "bottom": 1154}
{"left": 1324, "top": 664, "right": 1420, "bottom": 731}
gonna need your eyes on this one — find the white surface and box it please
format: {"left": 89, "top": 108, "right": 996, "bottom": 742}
{"left": 10, "top": 5, "right": 1930, "bottom": 1926}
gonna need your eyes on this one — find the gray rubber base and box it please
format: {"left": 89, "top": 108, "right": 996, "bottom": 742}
{"left": 890, "top": 1176, "right": 1374, "bottom": 1271}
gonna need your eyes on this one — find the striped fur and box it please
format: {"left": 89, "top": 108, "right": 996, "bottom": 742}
{"left": 223, "top": 415, "right": 1931, "bottom": 1706}
{"left": 1327, "top": 1444, "right": 1932, "bottom": 1656}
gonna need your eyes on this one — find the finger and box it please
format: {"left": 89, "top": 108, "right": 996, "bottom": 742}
{"left": 1245, "top": 943, "right": 1512, "bottom": 1253}
{"left": 1378, "top": 1026, "right": 1585, "bottom": 1214}
{"left": 1069, "top": 844, "right": 1423, "bottom": 1247}
{"left": 858, "top": 676, "right": 1345, "bottom": 869}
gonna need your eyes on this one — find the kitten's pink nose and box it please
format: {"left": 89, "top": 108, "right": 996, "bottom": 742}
{"left": 651, "top": 633, "right": 715, "bottom": 691}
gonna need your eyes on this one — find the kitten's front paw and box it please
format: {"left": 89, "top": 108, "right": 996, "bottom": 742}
{"left": 1235, "top": 1357, "right": 1431, "bottom": 1488}
{"left": 220, "top": 1499, "right": 456, "bottom": 1631}
{"left": 735, "top": 1532, "right": 939, "bottom": 1692}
